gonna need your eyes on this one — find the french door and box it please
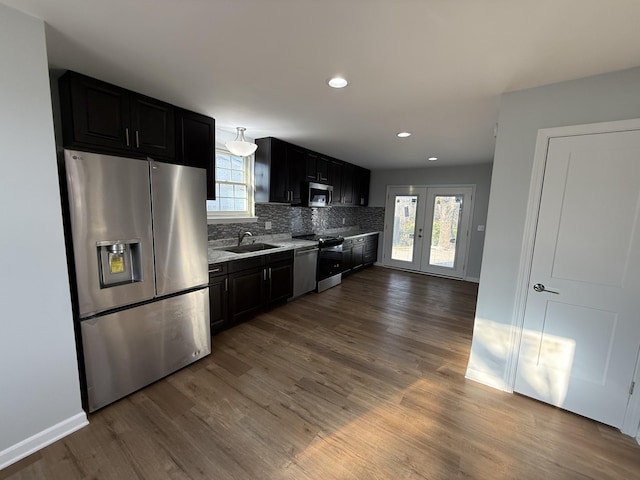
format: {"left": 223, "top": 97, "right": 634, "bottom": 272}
{"left": 383, "top": 186, "right": 473, "bottom": 279}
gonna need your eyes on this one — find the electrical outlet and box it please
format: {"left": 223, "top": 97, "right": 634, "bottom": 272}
{"left": 265, "top": 221, "right": 272, "bottom": 230}
{"left": 342, "top": 218, "right": 346, "bottom": 225}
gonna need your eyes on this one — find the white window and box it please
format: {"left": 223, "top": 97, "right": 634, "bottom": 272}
{"left": 206, "top": 149, "right": 256, "bottom": 223}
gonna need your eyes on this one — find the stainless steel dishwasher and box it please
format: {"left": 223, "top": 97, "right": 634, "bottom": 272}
{"left": 293, "top": 245, "right": 319, "bottom": 298}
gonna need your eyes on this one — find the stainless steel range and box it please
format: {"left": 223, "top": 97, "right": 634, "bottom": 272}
{"left": 293, "top": 234, "right": 344, "bottom": 292}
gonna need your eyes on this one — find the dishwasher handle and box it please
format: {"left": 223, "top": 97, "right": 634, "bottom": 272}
{"left": 295, "top": 247, "right": 319, "bottom": 256}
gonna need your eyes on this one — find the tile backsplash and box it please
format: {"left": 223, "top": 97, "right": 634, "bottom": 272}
{"left": 207, "top": 204, "right": 385, "bottom": 241}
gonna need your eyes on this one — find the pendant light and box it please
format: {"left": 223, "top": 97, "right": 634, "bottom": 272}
{"left": 225, "top": 127, "right": 258, "bottom": 157}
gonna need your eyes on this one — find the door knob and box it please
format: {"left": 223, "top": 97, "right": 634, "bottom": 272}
{"left": 533, "top": 283, "right": 559, "bottom": 294}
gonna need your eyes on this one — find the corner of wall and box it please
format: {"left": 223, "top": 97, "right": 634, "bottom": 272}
{"left": 0, "top": 413, "right": 88, "bottom": 470}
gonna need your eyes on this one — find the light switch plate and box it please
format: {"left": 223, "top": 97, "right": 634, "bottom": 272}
{"left": 265, "top": 221, "right": 272, "bottom": 230}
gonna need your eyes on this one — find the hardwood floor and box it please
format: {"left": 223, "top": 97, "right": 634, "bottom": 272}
{"left": 3, "top": 267, "right": 639, "bottom": 479}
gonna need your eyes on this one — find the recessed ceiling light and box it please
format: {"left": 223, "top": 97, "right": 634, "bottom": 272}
{"left": 328, "top": 77, "right": 348, "bottom": 88}
{"left": 397, "top": 132, "right": 411, "bottom": 138}
{"left": 428, "top": 157, "right": 438, "bottom": 161}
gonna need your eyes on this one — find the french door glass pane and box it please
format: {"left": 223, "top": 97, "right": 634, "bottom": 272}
{"left": 391, "top": 195, "right": 418, "bottom": 261}
{"left": 429, "top": 195, "right": 462, "bottom": 268}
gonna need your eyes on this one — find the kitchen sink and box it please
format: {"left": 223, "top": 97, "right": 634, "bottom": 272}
{"left": 222, "top": 243, "right": 280, "bottom": 253}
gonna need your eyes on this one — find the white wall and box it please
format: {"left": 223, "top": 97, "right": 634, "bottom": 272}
{"left": 369, "top": 163, "right": 492, "bottom": 280}
{"left": 466, "top": 66, "right": 640, "bottom": 390}
{"left": 0, "top": 4, "right": 86, "bottom": 469}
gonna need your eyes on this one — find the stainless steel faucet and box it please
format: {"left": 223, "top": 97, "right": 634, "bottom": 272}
{"left": 238, "top": 231, "right": 253, "bottom": 246}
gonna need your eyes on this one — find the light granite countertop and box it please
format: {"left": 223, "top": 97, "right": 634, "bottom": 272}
{"left": 207, "top": 230, "right": 380, "bottom": 265}
{"left": 208, "top": 235, "right": 318, "bottom": 265}
{"left": 338, "top": 230, "right": 381, "bottom": 239}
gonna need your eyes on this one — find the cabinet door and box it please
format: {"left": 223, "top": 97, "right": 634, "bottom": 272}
{"left": 267, "top": 261, "right": 293, "bottom": 303}
{"left": 269, "top": 139, "right": 290, "bottom": 203}
{"left": 352, "top": 243, "right": 364, "bottom": 270}
{"left": 363, "top": 234, "right": 379, "bottom": 265}
{"left": 209, "top": 275, "right": 228, "bottom": 333}
{"left": 356, "top": 167, "right": 371, "bottom": 206}
{"left": 342, "top": 245, "right": 353, "bottom": 274}
{"left": 317, "top": 156, "right": 329, "bottom": 183}
{"left": 175, "top": 109, "right": 215, "bottom": 199}
{"left": 130, "top": 94, "right": 175, "bottom": 158}
{"left": 305, "top": 153, "right": 319, "bottom": 181}
{"left": 328, "top": 160, "right": 344, "bottom": 204}
{"left": 228, "top": 268, "right": 265, "bottom": 325}
{"left": 341, "top": 163, "right": 355, "bottom": 205}
{"left": 287, "top": 146, "right": 307, "bottom": 205}
{"left": 63, "top": 72, "right": 131, "bottom": 151}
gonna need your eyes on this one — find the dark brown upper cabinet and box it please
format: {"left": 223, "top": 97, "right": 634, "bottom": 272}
{"left": 255, "top": 137, "right": 307, "bottom": 205}
{"left": 59, "top": 71, "right": 175, "bottom": 159}
{"left": 306, "top": 153, "right": 329, "bottom": 183}
{"left": 355, "top": 166, "right": 371, "bottom": 206}
{"left": 175, "top": 108, "right": 216, "bottom": 199}
{"left": 287, "top": 145, "right": 307, "bottom": 205}
{"left": 254, "top": 136, "right": 370, "bottom": 206}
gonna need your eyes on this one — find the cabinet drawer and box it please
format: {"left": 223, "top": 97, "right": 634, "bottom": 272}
{"left": 228, "top": 256, "right": 265, "bottom": 273}
{"left": 208, "top": 262, "right": 228, "bottom": 277}
{"left": 267, "top": 250, "right": 293, "bottom": 264}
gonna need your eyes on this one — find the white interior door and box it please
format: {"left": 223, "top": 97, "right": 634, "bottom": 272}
{"left": 515, "top": 130, "right": 640, "bottom": 429}
{"left": 421, "top": 187, "right": 473, "bottom": 279}
{"left": 382, "top": 187, "right": 427, "bottom": 270}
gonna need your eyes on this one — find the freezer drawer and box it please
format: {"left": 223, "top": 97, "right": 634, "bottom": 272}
{"left": 80, "top": 289, "right": 210, "bottom": 411}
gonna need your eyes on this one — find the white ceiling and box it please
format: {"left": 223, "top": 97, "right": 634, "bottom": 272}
{"left": 4, "top": 0, "right": 640, "bottom": 169}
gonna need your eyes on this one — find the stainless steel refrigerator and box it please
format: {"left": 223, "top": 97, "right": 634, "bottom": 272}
{"left": 63, "top": 149, "right": 210, "bottom": 412}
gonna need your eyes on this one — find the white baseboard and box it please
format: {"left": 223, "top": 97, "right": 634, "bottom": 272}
{"left": 465, "top": 276, "right": 480, "bottom": 283}
{"left": 0, "top": 412, "right": 88, "bottom": 470}
{"left": 465, "top": 367, "right": 512, "bottom": 393}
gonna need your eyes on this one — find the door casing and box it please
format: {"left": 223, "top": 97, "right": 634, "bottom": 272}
{"left": 507, "top": 118, "right": 640, "bottom": 437}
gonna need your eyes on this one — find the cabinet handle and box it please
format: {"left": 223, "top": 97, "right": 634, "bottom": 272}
{"left": 125, "top": 128, "right": 130, "bottom": 147}
{"left": 268, "top": 267, "right": 272, "bottom": 280}
{"left": 135, "top": 130, "right": 140, "bottom": 149}
{"left": 263, "top": 269, "right": 267, "bottom": 281}
{"left": 225, "top": 278, "right": 228, "bottom": 292}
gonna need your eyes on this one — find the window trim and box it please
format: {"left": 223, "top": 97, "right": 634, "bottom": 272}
{"left": 207, "top": 148, "right": 256, "bottom": 224}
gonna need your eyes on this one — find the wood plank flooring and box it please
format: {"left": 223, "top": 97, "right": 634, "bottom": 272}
{"left": 3, "top": 267, "right": 640, "bottom": 479}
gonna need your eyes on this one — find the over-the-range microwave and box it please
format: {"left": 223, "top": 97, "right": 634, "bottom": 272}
{"left": 303, "top": 182, "right": 333, "bottom": 207}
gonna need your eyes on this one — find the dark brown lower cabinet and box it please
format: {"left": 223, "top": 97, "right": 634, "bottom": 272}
{"left": 208, "top": 263, "right": 229, "bottom": 334}
{"left": 363, "top": 233, "right": 379, "bottom": 266}
{"left": 267, "top": 260, "right": 294, "bottom": 303}
{"left": 343, "top": 233, "right": 378, "bottom": 276}
{"left": 209, "top": 250, "right": 294, "bottom": 332}
{"left": 229, "top": 266, "right": 266, "bottom": 325}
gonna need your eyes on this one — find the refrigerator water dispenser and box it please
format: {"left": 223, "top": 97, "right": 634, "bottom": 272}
{"left": 97, "top": 240, "right": 143, "bottom": 287}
